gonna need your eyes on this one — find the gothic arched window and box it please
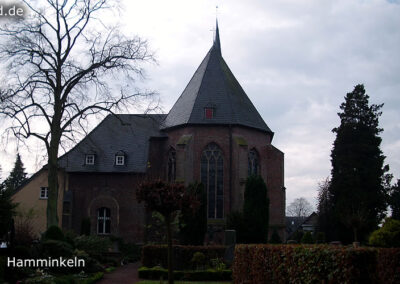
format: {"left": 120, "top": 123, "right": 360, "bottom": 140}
{"left": 248, "top": 148, "right": 259, "bottom": 176}
{"left": 201, "top": 143, "right": 223, "bottom": 219}
{"left": 167, "top": 148, "right": 176, "bottom": 182}
{"left": 97, "top": 207, "right": 111, "bottom": 234}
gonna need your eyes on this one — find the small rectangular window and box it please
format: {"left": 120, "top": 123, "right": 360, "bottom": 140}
{"left": 115, "top": 155, "right": 125, "bottom": 166}
{"left": 85, "top": 154, "right": 95, "bottom": 165}
{"left": 40, "top": 187, "right": 48, "bottom": 199}
{"left": 204, "top": 108, "right": 214, "bottom": 119}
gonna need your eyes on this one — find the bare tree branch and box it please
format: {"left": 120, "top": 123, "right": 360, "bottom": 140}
{"left": 0, "top": 0, "right": 157, "bottom": 227}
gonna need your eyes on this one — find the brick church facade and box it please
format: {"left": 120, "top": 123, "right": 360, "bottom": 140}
{"left": 13, "top": 23, "right": 285, "bottom": 242}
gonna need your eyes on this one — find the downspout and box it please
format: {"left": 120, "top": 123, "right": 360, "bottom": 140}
{"left": 229, "top": 124, "right": 233, "bottom": 213}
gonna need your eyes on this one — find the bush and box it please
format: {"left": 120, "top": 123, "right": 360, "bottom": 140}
{"left": 41, "top": 240, "right": 73, "bottom": 258}
{"left": 119, "top": 241, "right": 141, "bottom": 262}
{"left": 80, "top": 217, "right": 91, "bottom": 236}
{"left": 74, "top": 235, "right": 111, "bottom": 260}
{"left": 369, "top": 218, "right": 400, "bottom": 247}
{"left": 301, "top": 232, "right": 314, "bottom": 244}
{"left": 138, "top": 266, "right": 232, "bottom": 281}
{"left": 376, "top": 248, "right": 400, "bottom": 284}
{"left": 141, "top": 245, "right": 226, "bottom": 270}
{"left": 269, "top": 229, "right": 282, "bottom": 244}
{"left": 179, "top": 182, "right": 207, "bottom": 245}
{"left": 242, "top": 176, "right": 269, "bottom": 243}
{"left": 43, "top": 225, "right": 65, "bottom": 241}
{"left": 233, "top": 244, "right": 400, "bottom": 284}
{"left": 226, "top": 211, "right": 245, "bottom": 243}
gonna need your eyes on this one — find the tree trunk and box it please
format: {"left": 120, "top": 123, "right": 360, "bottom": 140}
{"left": 353, "top": 227, "right": 358, "bottom": 243}
{"left": 165, "top": 214, "right": 174, "bottom": 284}
{"left": 46, "top": 126, "right": 61, "bottom": 228}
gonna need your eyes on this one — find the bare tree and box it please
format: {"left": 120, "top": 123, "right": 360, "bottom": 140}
{"left": 0, "top": 0, "right": 155, "bottom": 228}
{"left": 286, "top": 197, "right": 313, "bottom": 217}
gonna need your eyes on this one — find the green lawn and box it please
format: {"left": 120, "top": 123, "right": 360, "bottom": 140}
{"left": 137, "top": 281, "right": 232, "bottom": 284}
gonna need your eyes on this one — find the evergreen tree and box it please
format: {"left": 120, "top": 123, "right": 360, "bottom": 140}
{"left": 4, "top": 153, "right": 27, "bottom": 192}
{"left": 0, "top": 165, "right": 18, "bottom": 239}
{"left": 328, "top": 84, "right": 388, "bottom": 243}
{"left": 179, "top": 183, "right": 207, "bottom": 245}
{"left": 390, "top": 180, "right": 400, "bottom": 220}
{"left": 242, "top": 175, "right": 269, "bottom": 243}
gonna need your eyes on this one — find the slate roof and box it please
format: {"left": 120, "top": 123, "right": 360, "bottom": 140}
{"left": 58, "top": 114, "right": 166, "bottom": 173}
{"left": 162, "top": 22, "right": 273, "bottom": 135}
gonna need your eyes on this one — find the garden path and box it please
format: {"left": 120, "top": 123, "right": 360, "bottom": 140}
{"left": 98, "top": 262, "right": 141, "bottom": 284}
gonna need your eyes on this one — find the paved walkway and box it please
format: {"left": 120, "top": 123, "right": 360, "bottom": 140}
{"left": 98, "top": 262, "right": 142, "bottom": 284}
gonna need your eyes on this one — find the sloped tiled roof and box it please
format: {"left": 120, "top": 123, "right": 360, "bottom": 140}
{"left": 162, "top": 22, "right": 273, "bottom": 135}
{"left": 58, "top": 114, "right": 166, "bottom": 173}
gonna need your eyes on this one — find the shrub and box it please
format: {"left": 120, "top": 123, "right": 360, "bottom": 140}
{"left": 315, "top": 232, "right": 326, "bottom": 243}
{"left": 301, "top": 231, "right": 314, "bottom": 244}
{"left": 191, "top": 252, "right": 206, "bottom": 269}
{"left": 41, "top": 240, "right": 73, "bottom": 258}
{"left": 243, "top": 175, "right": 269, "bottom": 243}
{"left": 179, "top": 183, "right": 207, "bottom": 245}
{"left": 141, "top": 245, "right": 226, "bottom": 270}
{"left": 74, "top": 235, "right": 112, "bottom": 260}
{"left": 226, "top": 211, "right": 245, "bottom": 243}
{"left": 376, "top": 248, "right": 400, "bottom": 284}
{"left": 80, "top": 217, "right": 91, "bottom": 236}
{"left": 233, "top": 244, "right": 400, "bottom": 284}
{"left": 43, "top": 225, "right": 65, "bottom": 241}
{"left": 138, "top": 266, "right": 232, "bottom": 281}
{"left": 269, "top": 229, "right": 282, "bottom": 244}
{"left": 369, "top": 218, "right": 400, "bottom": 247}
{"left": 119, "top": 241, "right": 141, "bottom": 262}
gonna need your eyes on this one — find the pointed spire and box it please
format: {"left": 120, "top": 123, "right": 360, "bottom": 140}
{"left": 214, "top": 19, "right": 221, "bottom": 53}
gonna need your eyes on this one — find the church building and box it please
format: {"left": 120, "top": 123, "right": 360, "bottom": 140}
{"left": 12, "top": 23, "right": 286, "bottom": 242}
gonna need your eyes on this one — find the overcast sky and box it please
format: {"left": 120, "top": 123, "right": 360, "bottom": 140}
{"left": 1, "top": 0, "right": 399, "bottom": 209}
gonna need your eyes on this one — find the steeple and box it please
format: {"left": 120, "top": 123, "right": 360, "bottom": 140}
{"left": 214, "top": 19, "right": 221, "bottom": 53}
{"left": 162, "top": 21, "right": 273, "bottom": 136}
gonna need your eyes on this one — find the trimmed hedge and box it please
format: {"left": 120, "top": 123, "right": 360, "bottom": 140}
{"left": 138, "top": 266, "right": 231, "bottom": 281}
{"left": 233, "top": 244, "right": 400, "bottom": 284}
{"left": 141, "top": 245, "right": 226, "bottom": 270}
{"left": 376, "top": 248, "right": 400, "bottom": 284}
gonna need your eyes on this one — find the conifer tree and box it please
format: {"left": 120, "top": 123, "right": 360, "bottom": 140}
{"left": 243, "top": 175, "right": 269, "bottom": 243}
{"left": 0, "top": 165, "right": 17, "bottom": 238}
{"left": 390, "top": 180, "right": 400, "bottom": 220}
{"left": 4, "top": 153, "right": 27, "bottom": 192}
{"left": 328, "top": 84, "right": 388, "bottom": 243}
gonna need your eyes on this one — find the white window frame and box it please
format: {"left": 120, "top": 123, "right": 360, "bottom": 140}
{"left": 97, "top": 207, "right": 111, "bottom": 234}
{"left": 85, "top": 154, "right": 95, "bottom": 165}
{"left": 115, "top": 155, "right": 125, "bottom": 166}
{"left": 40, "top": 187, "right": 48, "bottom": 199}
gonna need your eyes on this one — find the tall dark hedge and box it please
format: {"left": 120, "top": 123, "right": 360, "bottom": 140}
{"left": 242, "top": 175, "right": 269, "bottom": 243}
{"left": 328, "top": 84, "right": 388, "bottom": 243}
{"left": 179, "top": 183, "right": 207, "bottom": 245}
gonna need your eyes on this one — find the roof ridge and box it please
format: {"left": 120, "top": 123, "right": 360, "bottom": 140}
{"left": 187, "top": 47, "right": 213, "bottom": 123}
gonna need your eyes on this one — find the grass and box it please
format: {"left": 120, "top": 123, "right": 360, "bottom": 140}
{"left": 137, "top": 282, "right": 232, "bottom": 284}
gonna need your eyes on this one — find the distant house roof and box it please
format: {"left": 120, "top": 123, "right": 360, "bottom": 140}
{"left": 58, "top": 114, "right": 166, "bottom": 173}
{"left": 286, "top": 216, "right": 307, "bottom": 238}
{"left": 161, "top": 21, "right": 273, "bottom": 136}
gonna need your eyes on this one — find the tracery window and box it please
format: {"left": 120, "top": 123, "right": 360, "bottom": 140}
{"left": 201, "top": 143, "right": 223, "bottom": 219}
{"left": 248, "top": 148, "right": 259, "bottom": 176}
{"left": 97, "top": 207, "right": 111, "bottom": 234}
{"left": 167, "top": 148, "right": 176, "bottom": 182}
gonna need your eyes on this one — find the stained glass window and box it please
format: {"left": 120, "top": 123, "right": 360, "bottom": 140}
{"left": 167, "top": 148, "right": 176, "bottom": 182}
{"left": 201, "top": 143, "right": 223, "bottom": 218}
{"left": 248, "top": 149, "right": 259, "bottom": 176}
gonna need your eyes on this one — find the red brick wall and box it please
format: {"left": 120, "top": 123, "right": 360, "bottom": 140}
{"left": 68, "top": 172, "right": 146, "bottom": 243}
{"left": 165, "top": 124, "right": 285, "bottom": 240}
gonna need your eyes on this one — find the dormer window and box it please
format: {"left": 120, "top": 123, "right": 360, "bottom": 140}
{"left": 85, "top": 154, "right": 95, "bottom": 165}
{"left": 204, "top": 107, "right": 214, "bottom": 119}
{"left": 115, "top": 155, "right": 125, "bottom": 166}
